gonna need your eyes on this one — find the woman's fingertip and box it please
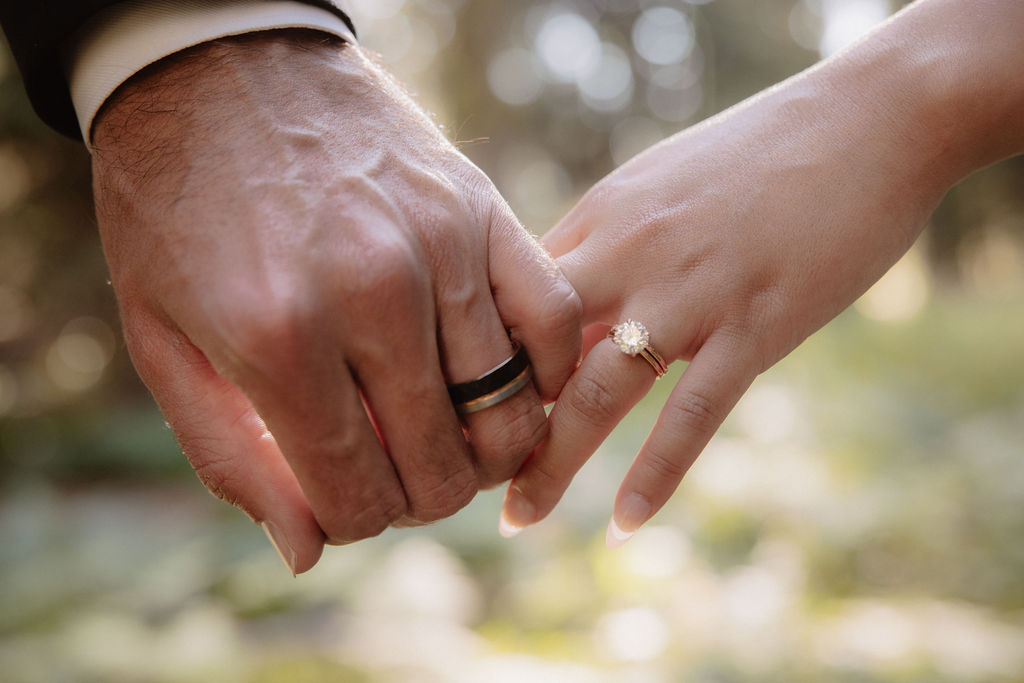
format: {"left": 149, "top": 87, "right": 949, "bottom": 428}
{"left": 605, "top": 517, "right": 635, "bottom": 549}
{"left": 500, "top": 485, "right": 537, "bottom": 537}
{"left": 499, "top": 513, "right": 524, "bottom": 538}
{"left": 606, "top": 492, "right": 652, "bottom": 549}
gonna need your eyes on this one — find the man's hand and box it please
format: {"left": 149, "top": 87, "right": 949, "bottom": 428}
{"left": 91, "top": 31, "right": 580, "bottom": 573}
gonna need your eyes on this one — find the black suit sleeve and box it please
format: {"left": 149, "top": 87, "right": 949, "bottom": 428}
{"left": 0, "top": 1, "right": 356, "bottom": 139}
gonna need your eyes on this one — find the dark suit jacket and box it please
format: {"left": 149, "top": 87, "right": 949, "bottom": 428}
{"left": 0, "top": 1, "right": 355, "bottom": 139}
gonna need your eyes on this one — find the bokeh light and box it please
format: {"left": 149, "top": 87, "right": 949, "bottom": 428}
{"left": 535, "top": 11, "right": 602, "bottom": 84}
{"left": 632, "top": 7, "right": 695, "bottom": 66}
{"left": 578, "top": 43, "right": 635, "bottom": 113}
{"left": 0, "top": 364, "right": 16, "bottom": 415}
{"left": 855, "top": 246, "right": 930, "bottom": 322}
{"left": 818, "top": 0, "right": 892, "bottom": 57}
{"left": 0, "top": 285, "right": 30, "bottom": 343}
{"left": 594, "top": 607, "right": 670, "bottom": 662}
{"left": 44, "top": 317, "right": 116, "bottom": 394}
{"left": 488, "top": 47, "right": 545, "bottom": 106}
{"left": 0, "top": 144, "right": 32, "bottom": 212}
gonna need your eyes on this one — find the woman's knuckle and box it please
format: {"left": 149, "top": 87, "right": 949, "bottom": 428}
{"left": 565, "top": 371, "right": 620, "bottom": 428}
{"left": 526, "top": 453, "right": 563, "bottom": 490}
{"left": 666, "top": 389, "right": 722, "bottom": 432}
{"left": 641, "top": 448, "right": 687, "bottom": 483}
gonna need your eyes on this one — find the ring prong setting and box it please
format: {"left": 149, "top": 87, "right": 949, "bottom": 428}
{"left": 609, "top": 319, "right": 669, "bottom": 378}
{"left": 610, "top": 319, "right": 650, "bottom": 356}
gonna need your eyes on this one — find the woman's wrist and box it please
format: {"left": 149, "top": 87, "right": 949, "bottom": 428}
{"left": 812, "top": 0, "right": 1024, "bottom": 190}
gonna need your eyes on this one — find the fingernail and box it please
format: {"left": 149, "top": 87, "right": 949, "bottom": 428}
{"left": 606, "top": 493, "right": 651, "bottom": 550}
{"left": 261, "top": 521, "right": 297, "bottom": 577}
{"left": 606, "top": 518, "right": 634, "bottom": 549}
{"left": 499, "top": 513, "right": 523, "bottom": 538}
{"left": 499, "top": 487, "right": 535, "bottom": 538}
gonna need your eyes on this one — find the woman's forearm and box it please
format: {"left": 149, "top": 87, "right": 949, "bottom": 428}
{"left": 803, "top": 0, "right": 1024, "bottom": 189}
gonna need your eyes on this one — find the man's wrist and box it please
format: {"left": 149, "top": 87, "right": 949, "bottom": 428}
{"left": 93, "top": 30, "right": 356, "bottom": 159}
{"left": 67, "top": 0, "right": 356, "bottom": 147}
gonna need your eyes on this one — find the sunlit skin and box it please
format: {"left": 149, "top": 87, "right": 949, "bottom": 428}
{"left": 502, "top": 0, "right": 1024, "bottom": 545}
{"left": 90, "top": 32, "right": 581, "bottom": 574}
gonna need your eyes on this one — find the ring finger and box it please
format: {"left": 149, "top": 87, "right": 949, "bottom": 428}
{"left": 437, "top": 272, "right": 548, "bottom": 490}
{"left": 500, "top": 317, "right": 667, "bottom": 533}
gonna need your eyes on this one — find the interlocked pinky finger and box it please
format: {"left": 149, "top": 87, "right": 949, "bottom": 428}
{"left": 608, "top": 337, "right": 758, "bottom": 548}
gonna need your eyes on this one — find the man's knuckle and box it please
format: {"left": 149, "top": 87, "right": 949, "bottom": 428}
{"left": 472, "top": 402, "right": 547, "bottom": 485}
{"left": 406, "top": 467, "right": 477, "bottom": 523}
{"left": 480, "top": 401, "right": 546, "bottom": 458}
{"left": 460, "top": 167, "right": 502, "bottom": 218}
{"left": 322, "top": 492, "right": 407, "bottom": 544}
{"left": 536, "top": 281, "right": 583, "bottom": 339}
{"left": 502, "top": 403, "right": 549, "bottom": 457}
{"left": 344, "top": 239, "right": 422, "bottom": 301}
{"left": 187, "top": 446, "right": 247, "bottom": 508}
{"left": 435, "top": 271, "right": 487, "bottom": 324}
{"left": 214, "top": 295, "right": 308, "bottom": 373}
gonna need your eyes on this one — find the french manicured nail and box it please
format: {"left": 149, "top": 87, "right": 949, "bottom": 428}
{"left": 499, "top": 486, "right": 535, "bottom": 538}
{"left": 606, "top": 518, "right": 634, "bottom": 549}
{"left": 261, "top": 521, "right": 297, "bottom": 577}
{"left": 606, "top": 493, "right": 651, "bottom": 549}
{"left": 499, "top": 514, "right": 523, "bottom": 538}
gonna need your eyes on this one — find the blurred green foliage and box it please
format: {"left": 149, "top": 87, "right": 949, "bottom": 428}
{"left": 1, "top": 1, "right": 1023, "bottom": 681}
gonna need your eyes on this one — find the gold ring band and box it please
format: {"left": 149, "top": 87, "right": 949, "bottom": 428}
{"left": 639, "top": 347, "right": 669, "bottom": 376}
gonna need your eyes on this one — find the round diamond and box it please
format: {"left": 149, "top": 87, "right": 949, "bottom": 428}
{"left": 611, "top": 320, "right": 649, "bottom": 356}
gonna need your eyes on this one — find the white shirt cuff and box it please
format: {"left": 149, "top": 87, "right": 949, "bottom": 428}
{"left": 67, "top": 0, "right": 356, "bottom": 146}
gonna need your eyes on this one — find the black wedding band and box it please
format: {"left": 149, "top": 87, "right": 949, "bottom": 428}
{"left": 448, "top": 342, "right": 533, "bottom": 414}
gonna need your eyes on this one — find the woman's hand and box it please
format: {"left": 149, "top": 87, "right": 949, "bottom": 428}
{"left": 500, "top": 0, "right": 1024, "bottom": 545}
